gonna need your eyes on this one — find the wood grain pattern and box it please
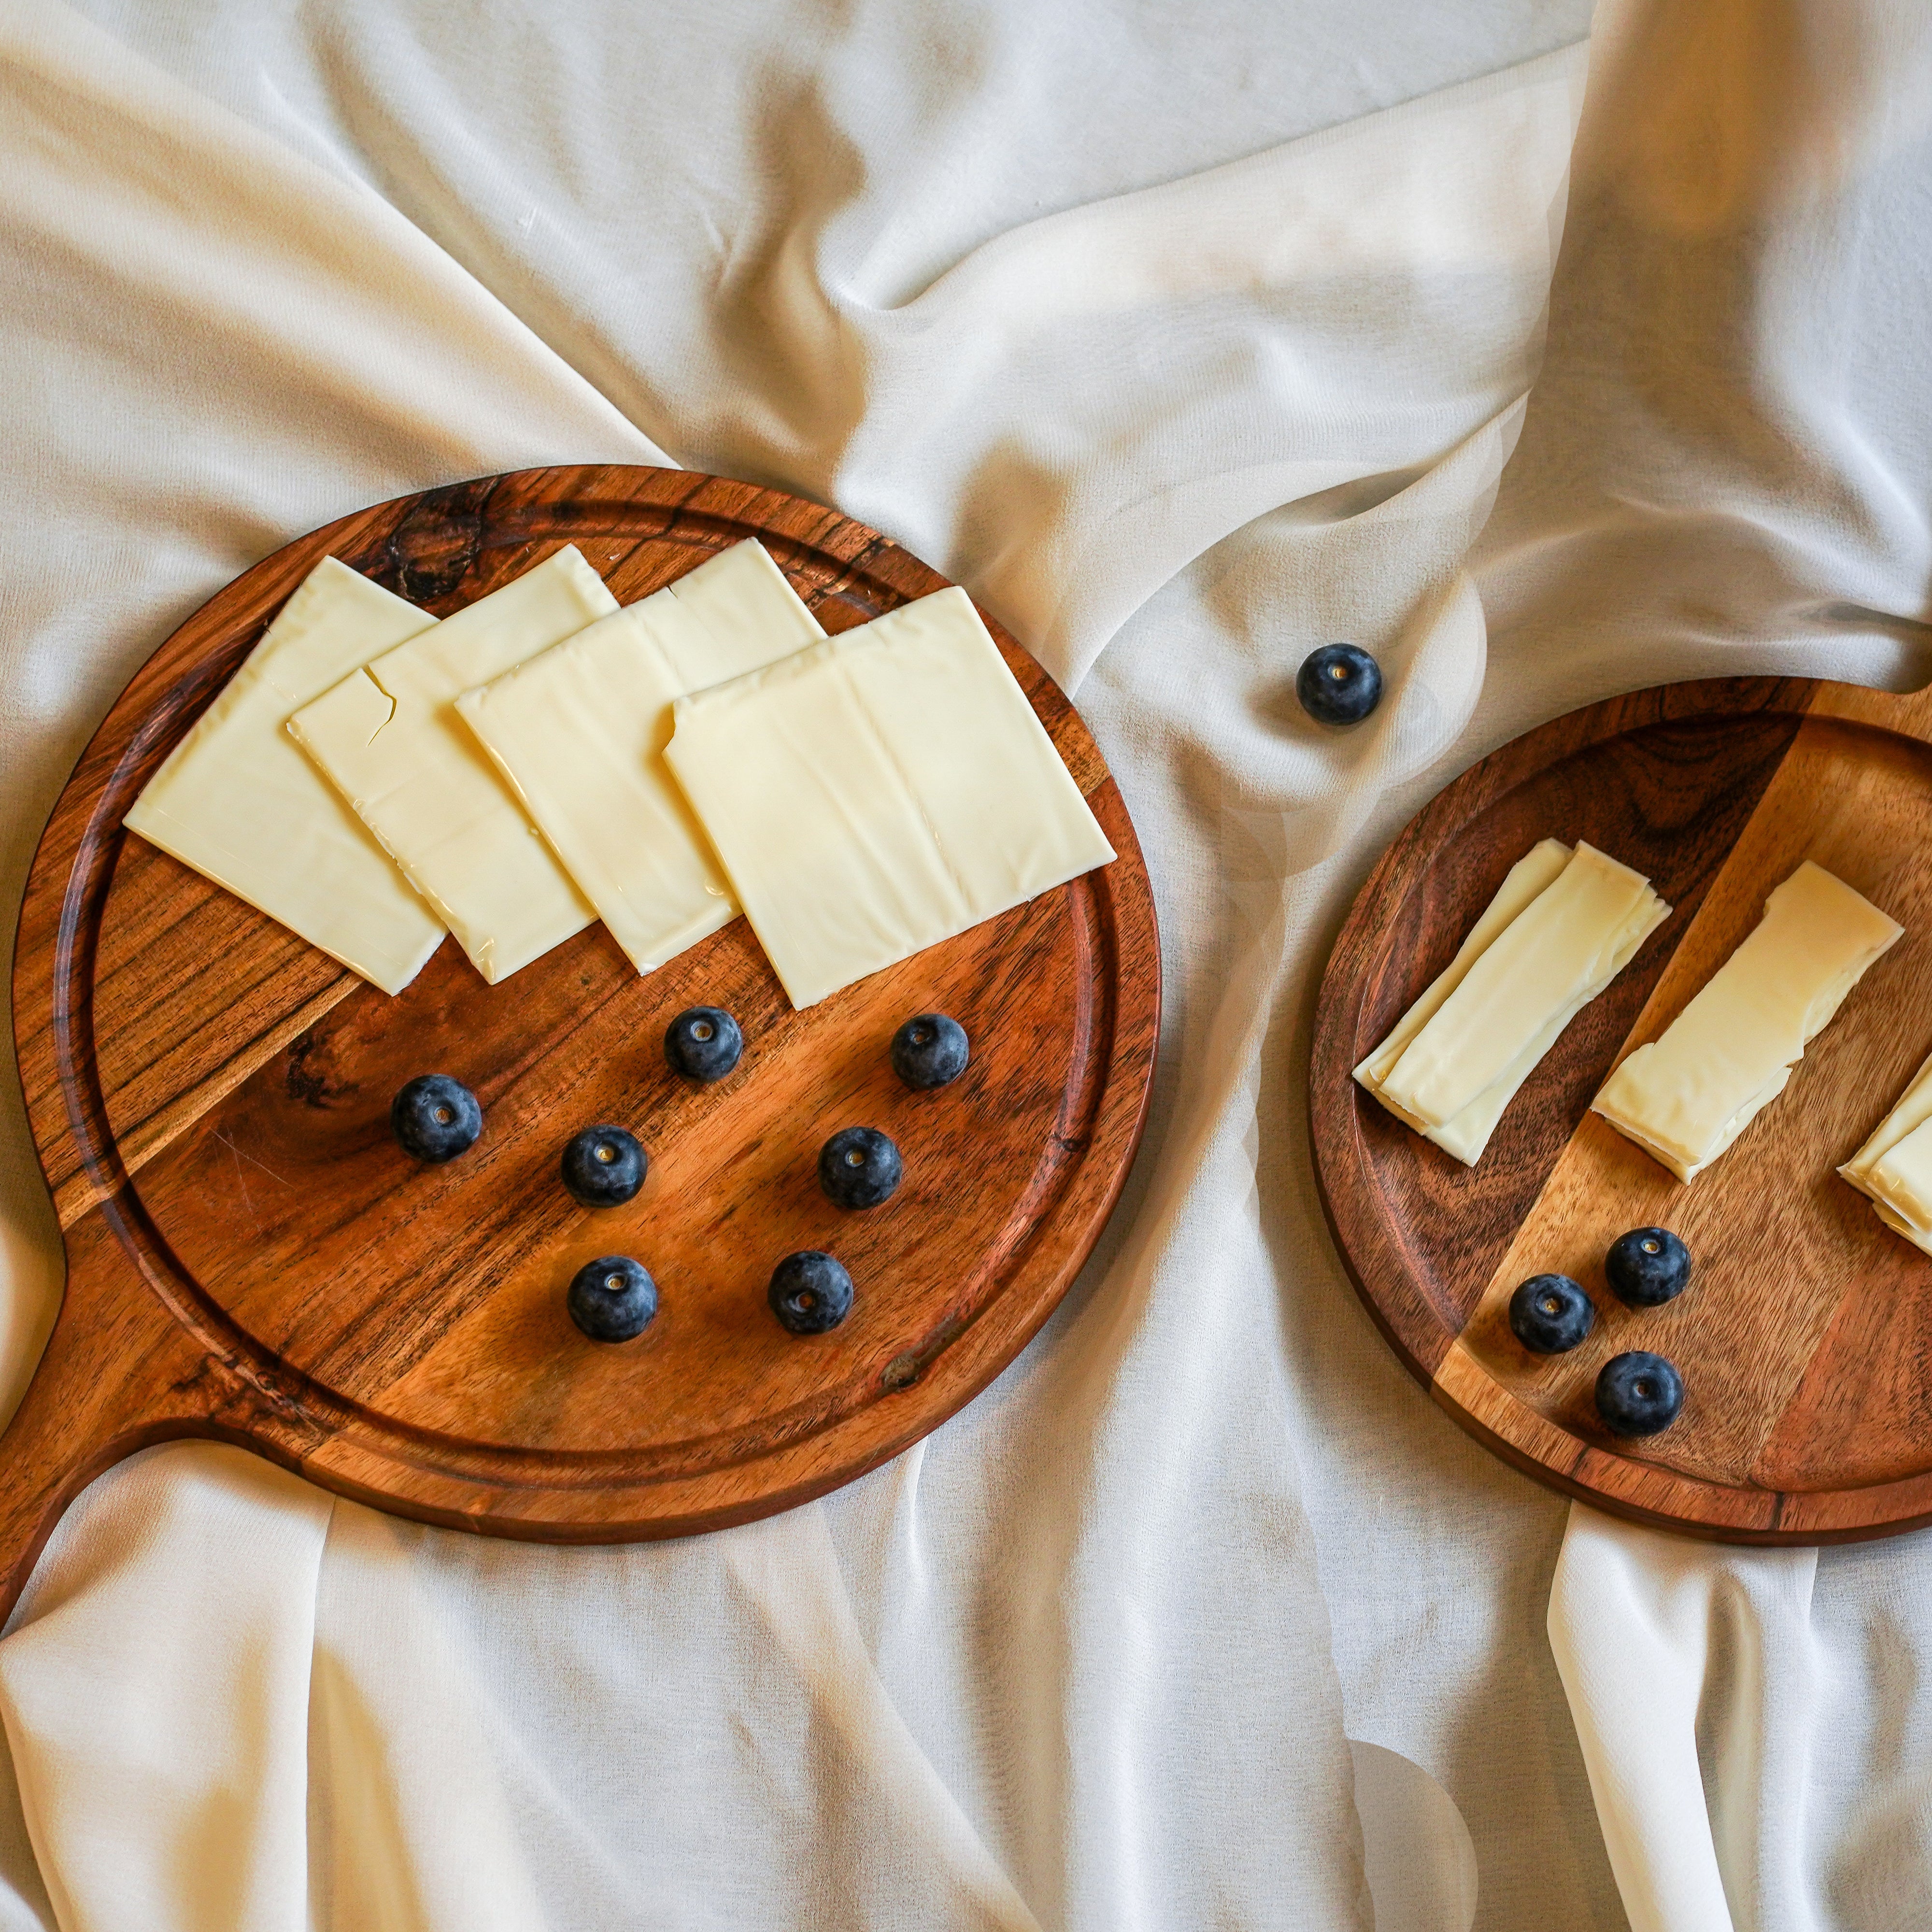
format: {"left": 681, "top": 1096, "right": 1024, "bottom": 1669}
{"left": 3, "top": 466, "right": 1160, "bottom": 1618}
{"left": 1312, "top": 676, "right": 1932, "bottom": 1543}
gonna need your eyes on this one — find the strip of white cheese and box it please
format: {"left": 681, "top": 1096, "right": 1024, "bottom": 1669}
{"left": 1839, "top": 1050, "right": 1932, "bottom": 1255}
{"left": 1355, "top": 838, "right": 1598, "bottom": 1166}
{"left": 1373, "top": 842, "right": 1669, "bottom": 1149}
{"left": 663, "top": 586, "right": 1116, "bottom": 1009}
{"left": 455, "top": 540, "right": 825, "bottom": 973}
{"left": 123, "top": 556, "right": 447, "bottom": 995}
{"left": 1593, "top": 861, "right": 1902, "bottom": 1181}
{"left": 1357, "top": 838, "right": 1573, "bottom": 1091}
{"left": 289, "top": 547, "right": 617, "bottom": 984}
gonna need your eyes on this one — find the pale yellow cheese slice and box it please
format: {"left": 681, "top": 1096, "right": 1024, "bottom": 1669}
{"left": 289, "top": 547, "right": 617, "bottom": 984}
{"left": 123, "top": 556, "right": 447, "bottom": 995}
{"left": 1355, "top": 838, "right": 1608, "bottom": 1166}
{"left": 1593, "top": 861, "right": 1902, "bottom": 1182}
{"left": 1373, "top": 841, "right": 1669, "bottom": 1152}
{"left": 663, "top": 586, "right": 1116, "bottom": 1009}
{"left": 1357, "top": 838, "right": 1572, "bottom": 1091}
{"left": 455, "top": 540, "right": 825, "bottom": 973}
{"left": 1839, "top": 1049, "right": 1932, "bottom": 1255}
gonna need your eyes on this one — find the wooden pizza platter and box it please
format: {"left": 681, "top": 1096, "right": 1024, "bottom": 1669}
{"left": 1312, "top": 674, "right": 1932, "bottom": 1544}
{"left": 3, "top": 465, "right": 1160, "bottom": 1619}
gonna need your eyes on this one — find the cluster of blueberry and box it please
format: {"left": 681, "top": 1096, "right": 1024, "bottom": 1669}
{"left": 1506, "top": 1228, "right": 1691, "bottom": 1438}
{"left": 387, "top": 1006, "right": 971, "bottom": 1348}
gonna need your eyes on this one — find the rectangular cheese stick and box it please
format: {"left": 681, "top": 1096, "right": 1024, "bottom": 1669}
{"left": 1593, "top": 861, "right": 1902, "bottom": 1181}
{"left": 289, "top": 547, "right": 618, "bottom": 984}
{"left": 1375, "top": 841, "right": 1669, "bottom": 1140}
{"left": 1357, "top": 838, "right": 1573, "bottom": 1091}
{"left": 1840, "top": 1050, "right": 1932, "bottom": 1255}
{"left": 664, "top": 587, "right": 1115, "bottom": 1009}
{"left": 455, "top": 541, "right": 825, "bottom": 974}
{"left": 124, "top": 556, "right": 447, "bottom": 995}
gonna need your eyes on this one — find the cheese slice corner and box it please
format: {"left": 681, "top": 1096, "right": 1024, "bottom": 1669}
{"left": 123, "top": 554, "right": 447, "bottom": 995}
{"left": 1840, "top": 1048, "right": 1932, "bottom": 1256}
{"left": 1593, "top": 860, "right": 1902, "bottom": 1181}
{"left": 664, "top": 585, "right": 1115, "bottom": 1009}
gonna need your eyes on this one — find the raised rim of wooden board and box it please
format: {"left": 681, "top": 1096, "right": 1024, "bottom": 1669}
{"left": 1311, "top": 672, "right": 1932, "bottom": 1545}
{"left": 3, "top": 465, "right": 1161, "bottom": 1614}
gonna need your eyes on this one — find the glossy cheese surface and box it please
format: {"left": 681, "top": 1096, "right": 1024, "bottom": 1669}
{"left": 123, "top": 556, "right": 446, "bottom": 995}
{"left": 1594, "top": 861, "right": 1902, "bottom": 1182}
{"left": 664, "top": 587, "right": 1116, "bottom": 1009}
{"left": 289, "top": 548, "right": 616, "bottom": 984}
{"left": 457, "top": 541, "right": 824, "bottom": 973}
{"left": 1372, "top": 841, "right": 1668, "bottom": 1154}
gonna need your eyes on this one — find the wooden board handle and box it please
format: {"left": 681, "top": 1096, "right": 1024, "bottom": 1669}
{"left": 0, "top": 1214, "right": 219, "bottom": 1621}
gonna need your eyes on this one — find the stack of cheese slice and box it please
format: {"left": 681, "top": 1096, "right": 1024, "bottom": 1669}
{"left": 1355, "top": 840, "right": 1669, "bottom": 1165}
{"left": 1592, "top": 861, "right": 1902, "bottom": 1181}
{"left": 456, "top": 540, "right": 826, "bottom": 974}
{"left": 128, "top": 541, "right": 1116, "bottom": 1009}
{"left": 1841, "top": 1052, "right": 1932, "bottom": 1255}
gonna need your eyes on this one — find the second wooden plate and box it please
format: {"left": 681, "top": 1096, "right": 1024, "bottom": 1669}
{"left": 1312, "top": 675, "right": 1932, "bottom": 1543}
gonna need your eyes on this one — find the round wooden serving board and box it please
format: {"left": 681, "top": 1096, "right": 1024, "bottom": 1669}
{"left": 5, "top": 465, "right": 1159, "bottom": 1618}
{"left": 1312, "top": 675, "right": 1932, "bottom": 1544}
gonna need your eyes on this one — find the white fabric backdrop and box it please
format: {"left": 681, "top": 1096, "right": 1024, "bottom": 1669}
{"left": 3, "top": 0, "right": 1929, "bottom": 1926}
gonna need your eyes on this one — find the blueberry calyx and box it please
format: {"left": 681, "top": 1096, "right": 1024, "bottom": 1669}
{"left": 391, "top": 1074, "right": 483, "bottom": 1164}
{"left": 1508, "top": 1273, "right": 1595, "bottom": 1354}
{"left": 891, "top": 1012, "right": 969, "bottom": 1090}
{"left": 1595, "top": 1350, "right": 1685, "bottom": 1437}
{"left": 1605, "top": 1227, "right": 1692, "bottom": 1308}
{"left": 561, "top": 1125, "right": 647, "bottom": 1207}
{"left": 818, "top": 1126, "right": 902, "bottom": 1210}
{"left": 1295, "top": 644, "right": 1383, "bottom": 727}
{"left": 769, "top": 1250, "right": 854, "bottom": 1335}
{"left": 665, "top": 1005, "right": 744, "bottom": 1083}
{"left": 568, "top": 1255, "right": 659, "bottom": 1342}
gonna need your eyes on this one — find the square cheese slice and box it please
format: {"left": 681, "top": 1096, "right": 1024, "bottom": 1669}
{"left": 455, "top": 540, "right": 825, "bottom": 973}
{"left": 1370, "top": 841, "right": 1669, "bottom": 1158}
{"left": 1839, "top": 1050, "right": 1932, "bottom": 1255}
{"left": 123, "top": 556, "right": 447, "bottom": 995}
{"left": 1593, "top": 860, "right": 1902, "bottom": 1181}
{"left": 663, "top": 586, "right": 1116, "bottom": 1009}
{"left": 289, "top": 547, "right": 618, "bottom": 984}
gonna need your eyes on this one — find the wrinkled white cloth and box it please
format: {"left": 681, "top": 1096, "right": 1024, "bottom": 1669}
{"left": 14, "top": 0, "right": 1932, "bottom": 1927}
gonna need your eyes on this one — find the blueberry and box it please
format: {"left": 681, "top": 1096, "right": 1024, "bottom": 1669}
{"left": 561, "top": 1125, "right": 647, "bottom": 1207}
{"left": 1295, "top": 643, "right": 1383, "bottom": 727}
{"left": 568, "top": 1255, "right": 658, "bottom": 1342}
{"left": 665, "top": 1006, "right": 743, "bottom": 1082}
{"left": 1605, "top": 1227, "right": 1692, "bottom": 1308}
{"left": 391, "top": 1074, "right": 483, "bottom": 1164}
{"left": 1508, "top": 1273, "right": 1595, "bottom": 1354}
{"left": 819, "top": 1126, "right": 902, "bottom": 1209}
{"left": 891, "top": 1012, "right": 969, "bottom": 1090}
{"left": 768, "top": 1250, "right": 854, "bottom": 1335}
{"left": 1595, "top": 1350, "right": 1684, "bottom": 1437}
